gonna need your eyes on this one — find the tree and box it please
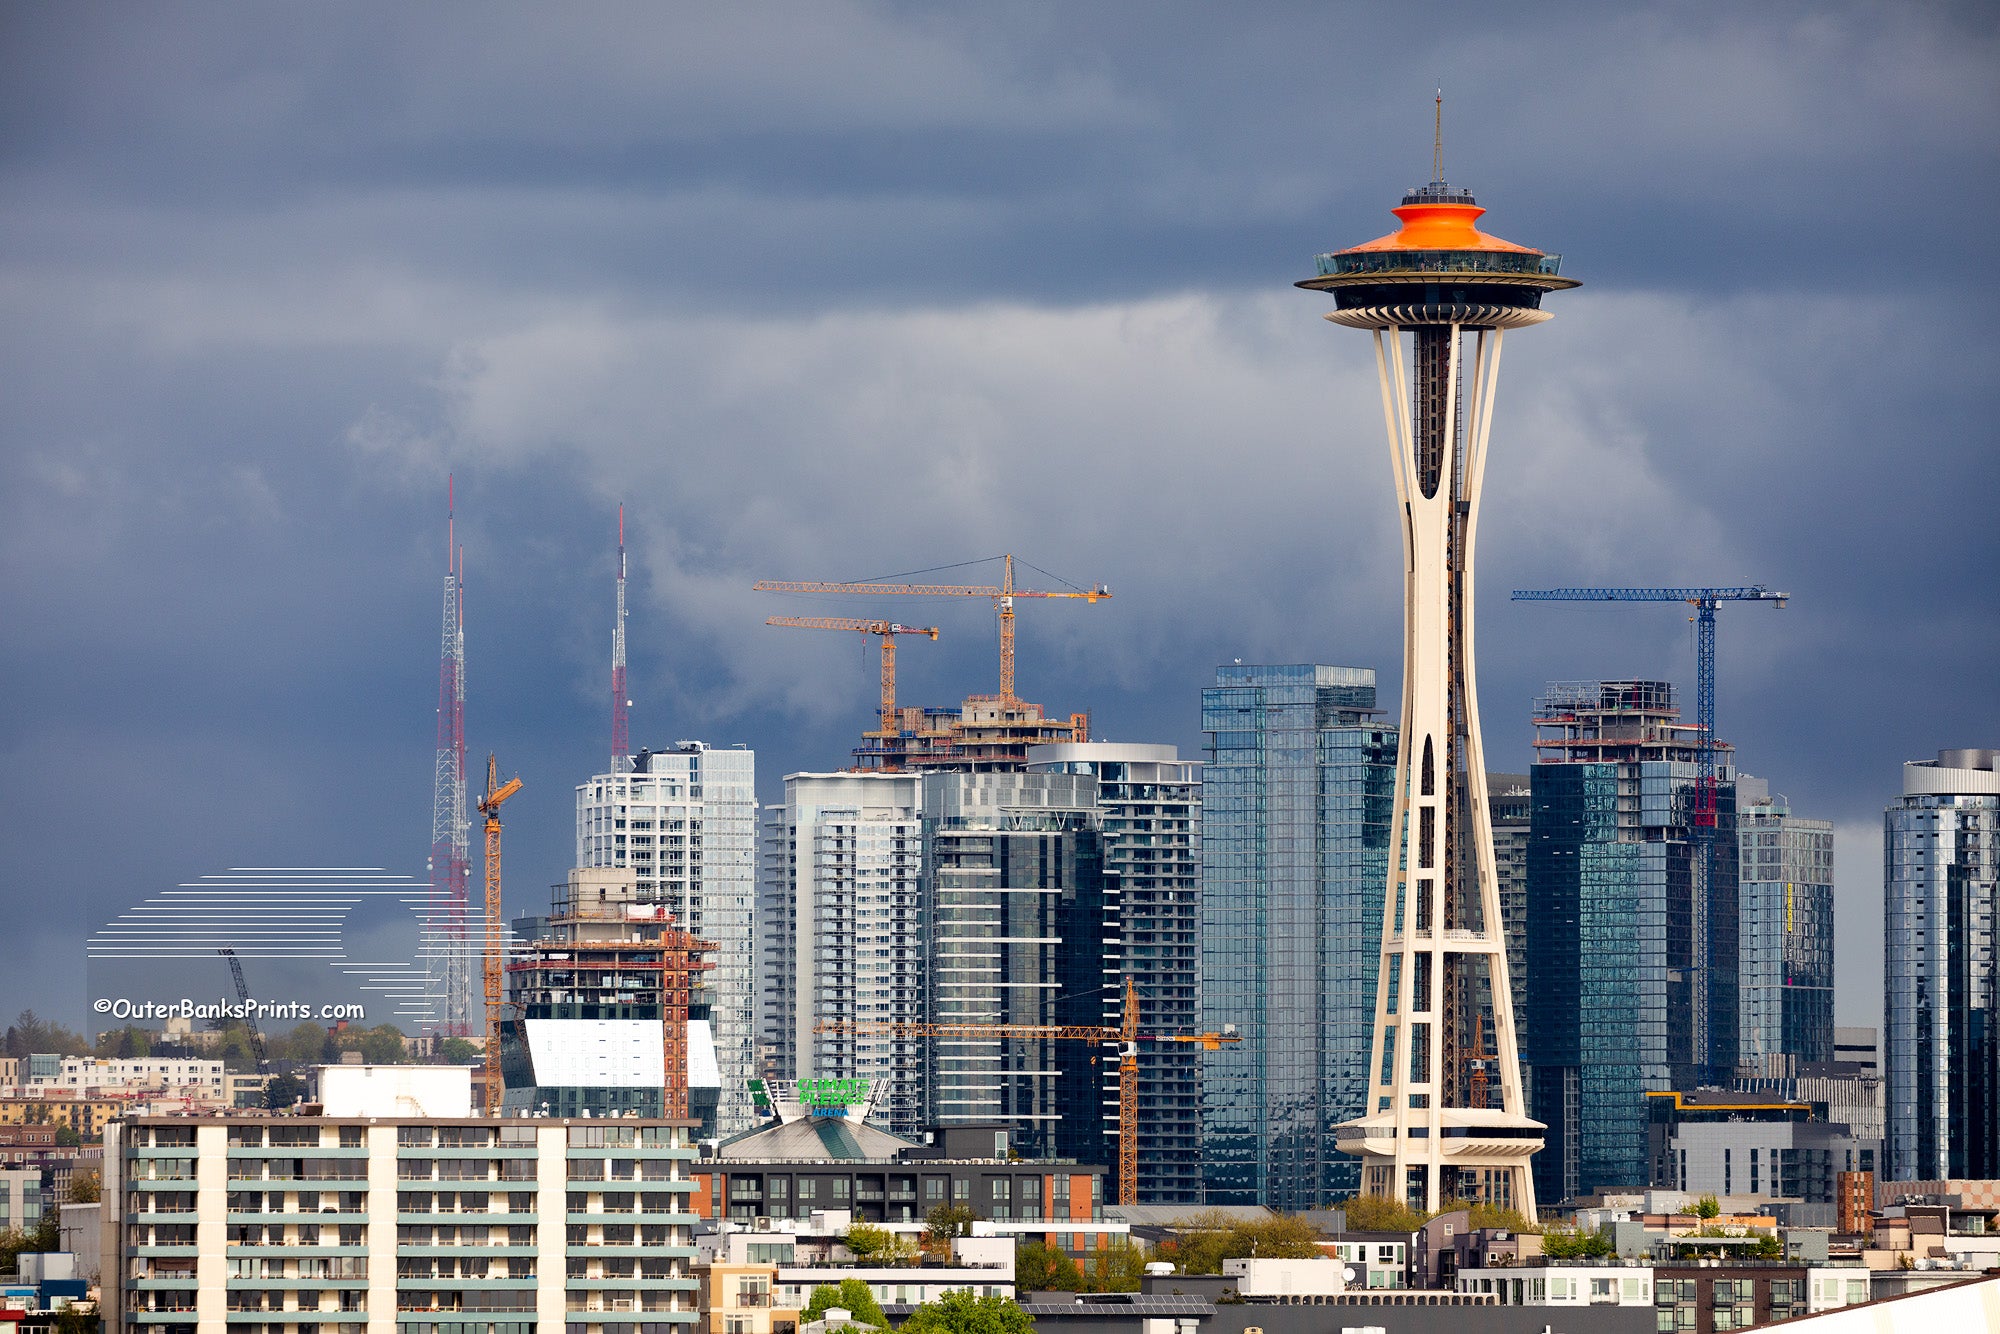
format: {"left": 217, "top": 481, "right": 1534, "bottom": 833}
{"left": 1083, "top": 1238, "right": 1148, "bottom": 1293}
{"left": 844, "top": 1222, "right": 893, "bottom": 1260}
{"left": 53, "top": 1125, "right": 81, "bottom": 1149}
{"left": 264, "top": 1073, "right": 308, "bottom": 1109}
{"left": 52, "top": 1304, "right": 98, "bottom": 1334}
{"left": 1454, "top": 1201, "right": 1540, "bottom": 1234}
{"left": 1335, "top": 1195, "right": 1430, "bottom": 1234}
{"left": 1540, "top": 1224, "right": 1612, "bottom": 1260}
{"left": 1015, "top": 1242, "right": 1084, "bottom": 1293}
{"left": 66, "top": 1170, "right": 100, "bottom": 1204}
{"left": 1163, "top": 1209, "right": 1328, "bottom": 1275}
{"left": 436, "top": 1037, "right": 481, "bottom": 1065}
{"left": 923, "top": 1202, "right": 975, "bottom": 1253}
{"left": 898, "top": 1291, "right": 1034, "bottom": 1334}
{"left": 6, "top": 1011, "right": 91, "bottom": 1058}
{"left": 94, "top": 1026, "right": 151, "bottom": 1059}
{"left": 1692, "top": 1195, "right": 1721, "bottom": 1220}
{"left": 802, "top": 1278, "right": 887, "bottom": 1328}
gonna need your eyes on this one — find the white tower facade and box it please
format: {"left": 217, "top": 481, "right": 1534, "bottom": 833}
{"left": 576, "top": 741, "right": 758, "bottom": 1136}
{"left": 1299, "top": 177, "right": 1576, "bottom": 1217}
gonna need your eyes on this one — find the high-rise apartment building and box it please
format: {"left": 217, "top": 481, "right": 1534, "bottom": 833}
{"left": 1885, "top": 748, "right": 2000, "bottom": 1181}
{"left": 1028, "top": 743, "right": 1202, "bottom": 1205}
{"left": 1736, "top": 775, "right": 1835, "bottom": 1069}
{"left": 759, "top": 751, "right": 1197, "bottom": 1204}
{"left": 104, "top": 1069, "right": 700, "bottom": 1334}
{"left": 920, "top": 769, "right": 1114, "bottom": 1170}
{"left": 577, "top": 743, "right": 758, "bottom": 1137}
{"left": 1525, "top": 681, "right": 1739, "bottom": 1204}
{"left": 1199, "top": 664, "right": 1397, "bottom": 1208}
{"left": 759, "top": 772, "right": 926, "bottom": 1134}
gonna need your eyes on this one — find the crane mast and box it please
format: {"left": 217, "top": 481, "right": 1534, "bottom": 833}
{"left": 218, "top": 948, "right": 269, "bottom": 1071}
{"left": 764, "top": 617, "right": 939, "bottom": 767}
{"left": 477, "top": 753, "right": 523, "bottom": 1115}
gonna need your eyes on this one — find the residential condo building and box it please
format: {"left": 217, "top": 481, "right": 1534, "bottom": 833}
{"left": 1199, "top": 664, "right": 1396, "bottom": 1208}
{"left": 104, "top": 1067, "right": 701, "bottom": 1334}
{"left": 1525, "top": 681, "right": 1740, "bottom": 1204}
{"left": 1885, "top": 748, "right": 2000, "bottom": 1180}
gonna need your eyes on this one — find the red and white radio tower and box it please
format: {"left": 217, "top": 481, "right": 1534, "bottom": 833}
{"left": 611, "top": 504, "right": 630, "bottom": 773}
{"left": 427, "top": 477, "right": 473, "bottom": 1036}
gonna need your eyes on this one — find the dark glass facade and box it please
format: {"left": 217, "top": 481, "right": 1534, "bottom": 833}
{"left": 922, "top": 771, "right": 1114, "bottom": 1172}
{"left": 1737, "top": 788, "right": 1835, "bottom": 1070}
{"left": 1885, "top": 753, "right": 2000, "bottom": 1180}
{"left": 1525, "top": 683, "right": 1739, "bottom": 1204}
{"left": 1031, "top": 747, "right": 1203, "bottom": 1204}
{"left": 1199, "top": 665, "right": 1396, "bottom": 1208}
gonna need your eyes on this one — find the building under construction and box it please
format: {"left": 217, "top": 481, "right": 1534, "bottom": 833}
{"left": 854, "top": 692, "right": 1090, "bottom": 772}
{"left": 498, "top": 866, "right": 720, "bottom": 1129}
{"left": 756, "top": 554, "right": 1104, "bottom": 774}
{"left": 1523, "top": 680, "right": 1742, "bottom": 1205}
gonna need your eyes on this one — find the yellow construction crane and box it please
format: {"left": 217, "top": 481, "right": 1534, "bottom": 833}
{"left": 477, "top": 754, "right": 522, "bottom": 1116}
{"left": 765, "top": 616, "right": 939, "bottom": 745}
{"left": 814, "top": 977, "right": 1238, "bottom": 1205}
{"left": 754, "top": 554, "right": 1109, "bottom": 701}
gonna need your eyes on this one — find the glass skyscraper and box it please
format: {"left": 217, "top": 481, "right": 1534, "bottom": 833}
{"left": 1885, "top": 748, "right": 2000, "bottom": 1181}
{"left": 1736, "top": 775, "right": 1835, "bottom": 1070}
{"left": 1200, "top": 664, "right": 1396, "bottom": 1208}
{"left": 922, "top": 769, "right": 1113, "bottom": 1168}
{"left": 1030, "top": 744, "right": 1204, "bottom": 1205}
{"left": 1525, "top": 682, "right": 1738, "bottom": 1204}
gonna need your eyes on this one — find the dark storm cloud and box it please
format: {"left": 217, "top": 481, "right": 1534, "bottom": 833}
{"left": 1, "top": 2, "right": 1995, "bottom": 1028}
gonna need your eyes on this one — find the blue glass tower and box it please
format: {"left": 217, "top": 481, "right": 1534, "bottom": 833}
{"left": 1885, "top": 749, "right": 2000, "bottom": 1181}
{"left": 1525, "top": 682, "right": 1739, "bottom": 1204}
{"left": 1200, "top": 665, "right": 1397, "bottom": 1207}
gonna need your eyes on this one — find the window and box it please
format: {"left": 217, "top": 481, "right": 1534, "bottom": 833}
{"left": 926, "top": 1179, "right": 944, "bottom": 1201}
{"left": 952, "top": 1179, "right": 969, "bottom": 1201}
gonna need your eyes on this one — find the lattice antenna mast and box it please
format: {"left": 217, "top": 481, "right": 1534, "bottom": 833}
{"left": 612, "top": 505, "right": 630, "bottom": 773}
{"left": 1434, "top": 89, "right": 1444, "bottom": 184}
{"left": 428, "top": 477, "right": 473, "bottom": 1036}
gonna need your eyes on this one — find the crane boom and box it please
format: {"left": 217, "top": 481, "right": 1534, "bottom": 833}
{"left": 476, "top": 754, "right": 522, "bottom": 1116}
{"left": 218, "top": 948, "right": 269, "bottom": 1070}
{"left": 765, "top": 618, "right": 940, "bottom": 765}
{"left": 754, "top": 554, "right": 1108, "bottom": 700}
{"left": 812, "top": 977, "right": 1236, "bottom": 1205}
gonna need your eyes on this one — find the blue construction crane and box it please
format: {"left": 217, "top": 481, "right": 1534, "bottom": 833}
{"left": 1509, "top": 586, "right": 1788, "bottom": 827}
{"left": 1511, "top": 585, "right": 1787, "bottom": 1080}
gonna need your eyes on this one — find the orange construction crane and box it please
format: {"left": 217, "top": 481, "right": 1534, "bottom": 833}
{"left": 764, "top": 617, "right": 939, "bottom": 746}
{"left": 754, "top": 554, "right": 1109, "bottom": 701}
{"left": 477, "top": 754, "right": 523, "bottom": 1116}
{"left": 814, "top": 977, "right": 1237, "bottom": 1205}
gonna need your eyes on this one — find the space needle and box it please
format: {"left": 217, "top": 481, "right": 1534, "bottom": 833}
{"left": 1296, "top": 117, "right": 1576, "bottom": 1218}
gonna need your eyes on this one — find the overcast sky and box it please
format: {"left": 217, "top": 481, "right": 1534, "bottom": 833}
{"left": 3, "top": 2, "right": 1995, "bottom": 1034}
